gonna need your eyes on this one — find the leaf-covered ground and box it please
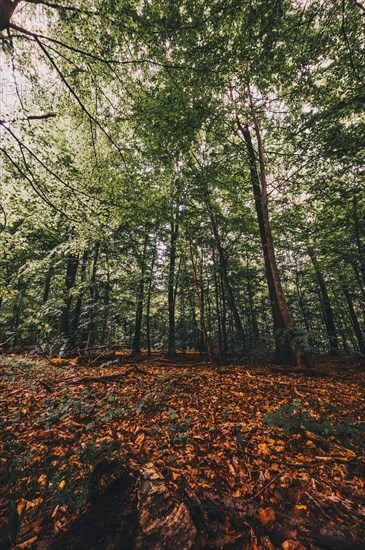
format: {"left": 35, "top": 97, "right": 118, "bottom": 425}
{"left": 1, "top": 353, "right": 365, "bottom": 549}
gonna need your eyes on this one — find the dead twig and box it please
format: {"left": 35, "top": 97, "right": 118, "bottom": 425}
{"left": 243, "top": 471, "right": 282, "bottom": 502}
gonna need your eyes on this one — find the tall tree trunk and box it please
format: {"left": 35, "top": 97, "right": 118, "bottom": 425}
{"left": 343, "top": 287, "right": 365, "bottom": 354}
{"left": 199, "top": 255, "right": 206, "bottom": 353}
{"left": 189, "top": 236, "right": 215, "bottom": 365}
{"left": 188, "top": 288, "right": 199, "bottom": 351}
{"left": 213, "top": 258, "right": 224, "bottom": 359}
{"left": 307, "top": 246, "right": 339, "bottom": 353}
{"left": 101, "top": 248, "right": 111, "bottom": 344}
{"left": 12, "top": 282, "right": 26, "bottom": 348}
{"left": 207, "top": 201, "right": 248, "bottom": 356}
{"left": 294, "top": 260, "right": 310, "bottom": 334}
{"left": 43, "top": 268, "right": 52, "bottom": 305}
{"left": 86, "top": 243, "right": 100, "bottom": 348}
{"left": 146, "top": 245, "right": 156, "bottom": 357}
{"left": 58, "top": 254, "right": 78, "bottom": 339}
{"left": 245, "top": 245, "right": 260, "bottom": 345}
{"left": 236, "top": 91, "right": 302, "bottom": 366}
{"left": 72, "top": 250, "right": 89, "bottom": 341}
{"left": 34, "top": 268, "right": 53, "bottom": 345}
{"left": 220, "top": 270, "right": 229, "bottom": 355}
{"left": 353, "top": 193, "right": 365, "bottom": 288}
{"left": 132, "top": 235, "right": 148, "bottom": 354}
{"left": 167, "top": 216, "right": 179, "bottom": 357}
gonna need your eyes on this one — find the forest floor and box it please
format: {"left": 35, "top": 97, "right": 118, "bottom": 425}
{"left": 1, "top": 352, "right": 365, "bottom": 549}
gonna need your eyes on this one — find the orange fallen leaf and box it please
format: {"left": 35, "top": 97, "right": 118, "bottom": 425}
{"left": 37, "top": 474, "right": 47, "bottom": 486}
{"left": 135, "top": 433, "right": 145, "bottom": 451}
{"left": 258, "top": 507, "right": 276, "bottom": 530}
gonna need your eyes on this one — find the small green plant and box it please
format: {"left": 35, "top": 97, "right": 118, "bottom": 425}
{"left": 264, "top": 399, "right": 365, "bottom": 445}
{"left": 264, "top": 399, "right": 331, "bottom": 434}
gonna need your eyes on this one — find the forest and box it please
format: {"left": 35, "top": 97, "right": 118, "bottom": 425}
{"left": 0, "top": 0, "right": 365, "bottom": 548}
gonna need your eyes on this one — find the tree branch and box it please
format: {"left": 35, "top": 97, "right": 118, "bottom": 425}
{"left": 0, "top": 146, "right": 75, "bottom": 220}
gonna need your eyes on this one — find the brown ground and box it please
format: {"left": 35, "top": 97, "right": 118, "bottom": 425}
{"left": 1, "top": 352, "right": 365, "bottom": 549}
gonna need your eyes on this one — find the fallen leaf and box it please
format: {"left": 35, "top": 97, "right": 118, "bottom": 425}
{"left": 258, "top": 507, "right": 276, "bottom": 530}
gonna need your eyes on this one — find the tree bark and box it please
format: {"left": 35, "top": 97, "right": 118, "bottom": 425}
{"left": 72, "top": 250, "right": 88, "bottom": 341}
{"left": 189, "top": 236, "right": 215, "bottom": 365}
{"left": 146, "top": 245, "right": 156, "bottom": 356}
{"left": 58, "top": 254, "right": 78, "bottom": 338}
{"left": 167, "top": 216, "right": 179, "bottom": 356}
{"left": 343, "top": 287, "right": 365, "bottom": 354}
{"left": 213, "top": 258, "right": 224, "bottom": 359}
{"left": 132, "top": 235, "right": 148, "bottom": 354}
{"left": 86, "top": 243, "right": 100, "bottom": 348}
{"left": 237, "top": 92, "right": 301, "bottom": 365}
{"left": 307, "top": 246, "right": 339, "bottom": 353}
{"left": 207, "top": 200, "right": 248, "bottom": 357}
{"left": 220, "top": 270, "right": 229, "bottom": 354}
{"left": 353, "top": 192, "right": 365, "bottom": 288}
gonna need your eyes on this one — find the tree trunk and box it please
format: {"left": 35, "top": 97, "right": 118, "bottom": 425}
{"left": 58, "top": 254, "right": 78, "bottom": 339}
{"left": 220, "top": 270, "right": 229, "bottom": 355}
{"left": 72, "top": 250, "right": 89, "bottom": 342}
{"left": 11, "top": 282, "right": 26, "bottom": 348}
{"left": 43, "top": 268, "right": 52, "bottom": 305}
{"left": 245, "top": 245, "right": 260, "bottom": 346}
{"left": 307, "top": 246, "right": 339, "bottom": 353}
{"left": 353, "top": 193, "right": 365, "bottom": 288}
{"left": 167, "top": 217, "right": 179, "bottom": 357}
{"left": 86, "top": 243, "right": 100, "bottom": 348}
{"left": 213, "top": 258, "right": 224, "bottom": 359}
{"left": 237, "top": 91, "right": 301, "bottom": 366}
{"left": 146, "top": 246, "right": 156, "bottom": 357}
{"left": 189, "top": 236, "right": 215, "bottom": 365}
{"left": 207, "top": 201, "right": 248, "bottom": 357}
{"left": 343, "top": 287, "right": 365, "bottom": 354}
{"left": 132, "top": 235, "right": 148, "bottom": 354}
{"left": 100, "top": 248, "right": 111, "bottom": 344}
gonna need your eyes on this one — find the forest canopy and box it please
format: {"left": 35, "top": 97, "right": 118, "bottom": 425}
{"left": 0, "top": 0, "right": 364, "bottom": 364}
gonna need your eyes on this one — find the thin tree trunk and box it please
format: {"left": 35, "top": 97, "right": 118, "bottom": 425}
{"left": 167, "top": 217, "right": 179, "bottom": 357}
{"left": 132, "top": 235, "right": 148, "bottom": 354}
{"left": 245, "top": 245, "right": 260, "bottom": 346}
{"left": 294, "top": 261, "right": 310, "bottom": 334}
{"left": 43, "top": 268, "right": 52, "bottom": 304}
{"left": 189, "top": 237, "right": 215, "bottom": 365}
{"left": 72, "top": 250, "right": 89, "bottom": 340}
{"left": 207, "top": 201, "right": 248, "bottom": 356}
{"left": 307, "top": 246, "right": 339, "bottom": 353}
{"left": 220, "top": 270, "right": 229, "bottom": 355}
{"left": 86, "top": 243, "right": 100, "bottom": 348}
{"left": 101, "top": 248, "right": 111, "bottom": 344}
{"left": 12, "top": 282, "right": 26, "bottom": 348}
{"left": 213, "top": 258, "right": 224, "bottom": 359}
{"left": 146, "top": 246, "right": 156, "bottom": 357}
{"left": 353, "top": 193, "right": 365, "bottom": 288}
{"left": 58, "top": 254, "right": 78, "bottom": 339}
{"left": 343, "top": 287, "right": 365, "bottom": 354}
